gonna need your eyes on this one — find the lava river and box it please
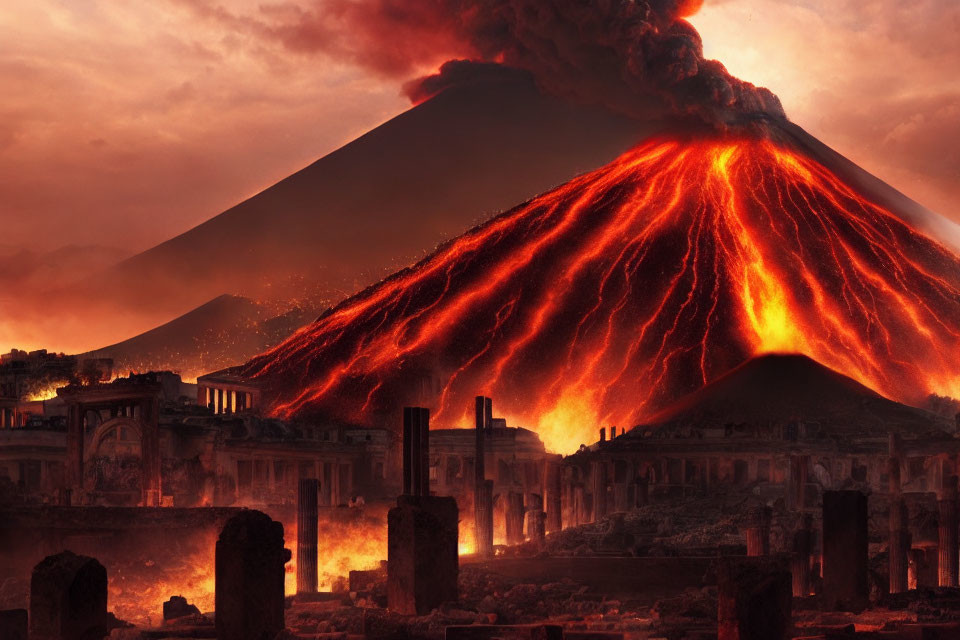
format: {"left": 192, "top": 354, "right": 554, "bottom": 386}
{"left": 240, "top": 135, "right": 960, "bottom": 453}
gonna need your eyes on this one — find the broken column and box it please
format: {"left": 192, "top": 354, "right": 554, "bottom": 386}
{"left": 30, "top": 551, "right": 108, "bottom": 640}
{"left": 938, "top": 476, "right": 959, "bottom": 587}
{"left": 822, "top": 490, "right": 868, "bottom": 611}
{"left": 474, "top": 396, "right": 494, "bottom": 558}
{"left": 744, "top": 507, "right": 772, "bottom": 557}
{"left": 635, "top": 475, "right": 649, "bottom": 508}
{"left": 388, "top": 407, "right": 459, "bottom": 615}
{"left": 215, "top": 510, "right": 289, "bottom": 640}
{"left": 889, "top": 499, "right": 910, "bottom": 594}
{"left": 717, "top": 558, "right": 792, "bottom": 640}
{"left": 545, "top": 460, "right": 562, "bottom": 533}
{"left": 297, "top": 477, "right": 319, "bottom": 594}
{"left": 888, "top": 445, "right": 910, "bottom": 594}
{"left": 475, "top": 480, "right": 494, "bottom": 557}
{"left": 788, "top": 455, "right": 808, "bottom": 510}
{"left": 573, "top": 484, "right": 586, "bottom": 526}
{"left": 591, "top": 460, "right": 607, "bottom": 522}
{"left": 529, "top": 509, "right": 546, "bottom": 547}
{"left": 791, "top": 513, "right": 814, "bottom": 597}
{"left": 505, "top": 492, "right": 526, "bottom": 545}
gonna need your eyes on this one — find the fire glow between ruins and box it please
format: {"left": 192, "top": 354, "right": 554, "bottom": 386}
{"left": 2, "top": 1, "right": 959, "bottom": 639}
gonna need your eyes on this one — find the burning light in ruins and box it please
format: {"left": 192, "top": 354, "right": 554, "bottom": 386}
{"left": 242, "top": 135, "right": 960, "bottom": 453}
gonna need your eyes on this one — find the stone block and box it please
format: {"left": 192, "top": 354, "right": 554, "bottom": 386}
{"left": 30, "top": 550, "right": 108, "bottom": 640}
{"left": 388, "top": 495, "right": 459, "bottom": 615}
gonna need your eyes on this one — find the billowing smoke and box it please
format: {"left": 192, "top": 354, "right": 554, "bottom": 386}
{"left": 272, "top": 0, "right": 784, "bottom": 126}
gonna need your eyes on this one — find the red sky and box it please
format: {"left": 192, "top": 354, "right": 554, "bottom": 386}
{"left": 0, "top": 1, "right": 956, "bottom": 265}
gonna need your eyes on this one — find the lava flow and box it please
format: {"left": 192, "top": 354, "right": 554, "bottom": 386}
{"left": 241, "top": 135, "right": 960, "bottom": 453}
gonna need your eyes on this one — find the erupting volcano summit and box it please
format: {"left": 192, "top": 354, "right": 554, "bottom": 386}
{"left": 240, "top": 128, "right": 960, "bottom": 453}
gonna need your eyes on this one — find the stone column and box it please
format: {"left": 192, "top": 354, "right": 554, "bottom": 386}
{"left": 529, "top": 509, "right": 546, "bottom": 548}
{"left": 791, "top": 513, "right": 814, "bottom": 597}
{"left": 506, "top": 492, "right": 525, "bottom": 545}
{"left": 789, "top": 455, "right": 808, "bottom": 510}
{"left": 635, "top": 475, "right": 649, "bottom": 508}
{"left": 30, "top": 551, "right": 108, "bottom": 640}
{"left": 140, "top": 395, "right": 162, "bottom": 506}
{"left": 573, "top": 484, "right": 586, "bottom": 526}
{"left": 297, "top": 478, "right": 319, "bottom": 594}
{"left": 402, "top": 407, "right": 431, "bottom": 497}
{"left": 475, "top": 480, "right": 494, "bottom": 558}
{"left": 215, "top": 511, "right": 289, "bottom": 640}
{"left": 939, "top": 476, "right": 959, "bottom": 587}
{"left": 717, "top": 558, "right": 792, "bottom": 640}
{"left": 591, "top": 460, "right": 607, "bottom": 522}
{"left": 822, "top": 490, "right": 868, "bottom": 611}
{"left": 546, "top": 461, "right": 562, "bottom": 533}
{"left": 889, "top": 499, "right": 910, "bottom": 594}
{"left": 65, "top": 403, "right": 83, "bottom": 494}
{"left": 745, "top": 507, "right": 772, "bottom": 557}
{"left": 474, "top": 397, "right": 489, "bottom": 554}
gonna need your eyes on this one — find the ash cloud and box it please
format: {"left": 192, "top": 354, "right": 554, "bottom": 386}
{"left": 269, "top": 0, "right": 785, "bottom": 126}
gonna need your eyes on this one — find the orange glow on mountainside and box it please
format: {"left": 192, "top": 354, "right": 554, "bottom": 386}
{"left": 242, "top": 136, "right": 960, "bottom": 454}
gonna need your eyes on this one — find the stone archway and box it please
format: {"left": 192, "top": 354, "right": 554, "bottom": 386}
{"left": 84, "top": 418, "right": 145, "bottom": 503}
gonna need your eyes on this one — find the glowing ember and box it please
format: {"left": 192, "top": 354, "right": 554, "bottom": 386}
{"left": 242, "top": 136, "right": 960, "bottom": 453}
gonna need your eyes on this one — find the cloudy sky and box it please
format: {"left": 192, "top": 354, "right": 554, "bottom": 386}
{"left": 1, "top": 0, "right": 957, "bottom": 255}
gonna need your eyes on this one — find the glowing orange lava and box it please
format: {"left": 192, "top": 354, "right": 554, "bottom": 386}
{"left": 242, "top": 136, "right": 960, "bottom": 453}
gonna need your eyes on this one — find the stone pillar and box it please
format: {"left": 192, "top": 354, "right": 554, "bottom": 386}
{"left": 215, "top": 511, "right": 289, "bottom": 640}
{"left": 474, "top": 397, "right": 490, "bottom": 555}
{"left": 388, "top": 495, "right": 459, "bottom": 615}
{"left": 297, "top": 478, "right": 319, "bottom": 594}
{"left": 30, "top": 551, "right": 108, "bottom": 640}
{"left": 591, "top": 460, "right": 607, "bottom": 522}
{"left": 65, "top": 403, "right": 83, "bottom": 494}
{"left": 475, "top": 480, "right": 494, "bottom": 558}
{"left": 717, "top": 558, "right": 792, "bottom": 640}
{"left": 389, "top": 408, "right": 459, "bottom": 614}
{"left": 0, "top": 610, "right": 27, "bottom": 640}
{"left": 402, "top": 407, "right": 431, "bottom": 497}
{"left": 546, "top": 461, "right": 562, "bottom": 533}
{"left": 744, "top": 507, "right": 772, "bottom": 557}
{"left": 529, "top": 509, "right": 546, "bottom": 547}
{"left": 613, "top": 483, "right": 628, "bottom": 513}
{"left": 889, "top": 499, "right": 910, "bottom": 594}
{"left": 635, "top": 476, "right": 649, "bottom": 508}
{"left": 573, "top": 484, "right": 586, "bottom": 526}
{"left": 197, "top": 385, "right": 207, "bottom": 408}
{"left": 792, "top": 513, "right": 814, "bottom": 597}
{"left": 822, "top": 490, "right": 868, "bottom": 611}
{"left": 140, "top": 395, "right": 162, "bottom": 506}
{"left": 506, "top": 492, "right": 525, "bottom": 545}
{"left": 789, "top": 455, "right": 808, "bottom": 510}
{"left": 938, "top": 476, "right": 959, "bottom": 587}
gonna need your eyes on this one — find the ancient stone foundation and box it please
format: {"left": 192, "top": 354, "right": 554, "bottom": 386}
{"left": 822, "top": 490, "right": 868, "bottom": 611}
{"left": 30, "top": 550, "right": 108, "bottom": 640}
{"left": 215, "top": 510, "right": 290, "bottom": 640}
{"left": 717, "top": 558, "right": 792, "bottom": 640}
{"left": 387, "top": 494, "right": 460, "bottom": 615}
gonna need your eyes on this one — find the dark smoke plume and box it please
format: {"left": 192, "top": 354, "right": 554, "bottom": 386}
{"left": 271, "top": 0, "right": 784, "bottom": 126}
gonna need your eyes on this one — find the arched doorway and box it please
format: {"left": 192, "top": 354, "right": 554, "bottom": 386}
{"left": 84, "top": 418, "right": 144, "bottom": 505}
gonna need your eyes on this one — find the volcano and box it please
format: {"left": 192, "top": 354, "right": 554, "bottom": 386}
{"left": 237, "top": 122, "right": 960, "bottom": 453}
{"left": 618, "top": 354, "right": 954, "bottom": 440}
